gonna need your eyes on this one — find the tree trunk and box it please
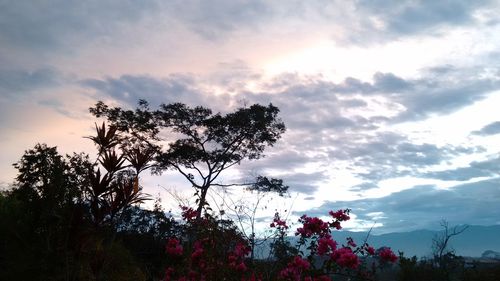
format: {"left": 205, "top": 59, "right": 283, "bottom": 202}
{"left": 196, "top": 187, "right": 209, "bottom": 221}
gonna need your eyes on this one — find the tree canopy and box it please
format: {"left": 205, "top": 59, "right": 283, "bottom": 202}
{"left": 90, "top": 100, "right": 288, "bottom": 217}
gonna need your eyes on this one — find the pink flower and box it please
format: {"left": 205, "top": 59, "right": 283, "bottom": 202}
{"left": 228, "top": 242, "right": 250, "bottom": 272}
{"left": 274, "top": 218, "right": 289, "bottom": 229}
{"left": 329, "top": 209, "right": 350, "bottom": 221}
{"left": 378, "top": 247, "right": 398, "bottom": 263}
{"left": 165, "top": 238, "right": 183, "bottom": 257}
{"left": 365, "top": 245, "right": 375, "bottom": 255}
{"left": 329, "top": 209, "right": 350, "bottom": 230}
{"left": 180, "top": 205, "right": 198, "bottom": 221}
{"left": 330, "top": 221, "right": 342, "bottom": 230}
{"left": 331, "top": 247, "right": 360, "bottom": 269}
{"left": 317, "top": 235, "right": 337, "bottom": 255}
{"left": 270, "top": 213, "right": 289, "bottom": 231}
{"left": 295, "top": 215, "right": 330, "bottom": 238}
{"left": 279, "top": 256, "right": 310, "bottom": 280}
{"left": 191, "top": 240, "right": 205, "bottom": 262}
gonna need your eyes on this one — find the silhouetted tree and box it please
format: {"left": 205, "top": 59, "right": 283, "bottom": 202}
{"left": 432, "top": 220, "right": 468, "bottom": 262}
{"left": 84, "top": 122, "right": 151, "bottom": 226}
{"left": 90, "top": 100, "right": 287, "bottom": 219}
{"left": 0, "top": 144, "right": 92, "bottom": 280}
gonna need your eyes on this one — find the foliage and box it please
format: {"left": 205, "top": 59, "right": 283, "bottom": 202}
{"left": 0, "top": 120, "right": 156, "bottom": 280}
{"left": 1, "top": 144, "right": 91, "bottom": 280}
{"left": 396, "top": 253, "right": 500, "bottom": 281}
{"left": 84, "top": 122, "right": 151, "bottom": 226}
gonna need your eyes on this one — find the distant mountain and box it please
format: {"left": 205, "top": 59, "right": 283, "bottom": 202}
{"left": 482, "top": 250, "right": 500, "bottom": 259}
{"left": 255, "top": 225, "right": 500, "bottom": 259}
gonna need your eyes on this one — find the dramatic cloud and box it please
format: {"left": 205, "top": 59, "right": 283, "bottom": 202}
{"left": 423, "top": 156, "right": 500, "bottom": 181}
{"left": 302, "top": 178, "right": 500, "bottom": 233}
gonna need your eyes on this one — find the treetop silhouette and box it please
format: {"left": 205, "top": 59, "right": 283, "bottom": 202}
{"left": 90, "top": 100, "right": 288, "bottom": 218}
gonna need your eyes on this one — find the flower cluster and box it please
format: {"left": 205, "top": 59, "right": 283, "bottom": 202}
{"left": 278, "top": 256, "right": 310, "bottom": 280}
{"left": 180, "top": 205, "right": 198, "bottom": 222}
{"left": 228, "top": 242, "right": 250, "bottom": 272}
{"left": 295, "top": 215, "right": 330, "bottom": 238}
{"left": 270, "top": 215, "right": 289, "bottom": 230}
{"left": 317, "top": 235, "right": 337, "bottom": 255}
{"left": 164, "top": 267, "right": 175, "bottom": 281}
{"left": 365, "top": 245, "right": 376, "bottom": 255}
{"left": 163, "top": 208, "right": 398, "bottom": 281}
{"left": 331, "top": 247, "right": 360, "bottom": 269}
{"left": 291, "top": 209, "right": 398, "bottom": 279}
{"left": 378, "top": 247, "right": 398, "bottom": 263}
{"left": 191, "top": 240, "right": 205, "bottom": 264}
{"left": 329, "top": 209, "right": 350, "bottom": 221}
{"left": 329, "top": 209, "right": 350, "bottom": 230}
{"left": 165, "top": 238, "right": 183, "bottom": 257}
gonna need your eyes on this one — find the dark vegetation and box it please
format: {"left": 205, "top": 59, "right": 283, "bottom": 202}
{"left": 1, "top": 100, "right": 286, "bottom": 280}
{"left": 1, "top": 100, "right": 498, "bottom": 280}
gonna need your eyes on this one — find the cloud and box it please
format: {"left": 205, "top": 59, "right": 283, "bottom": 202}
{"left": 209, "top": 60, "right": 263, "bottom": 92}
{"left": 301, "top": 178, "right": 500, "bottom": 232}
{"left": 170, "top": 0, "right": 498, "bottom": 44}
{"left": 472, "top": 121, "right": 500, "bottom": 136}
{"left": 0, "top": 0, "right": 276, "bottom": 60}
{"left": 82, "top": 74, "right": 214, "bottom": 107}
{"left": 0, "top": 0, "right": 160, "bottom": 53}
{"left": 335, "top": 68, "right": 500, "bottom": 122}
{"left": 0, "top": 68, "right": 60, "bottom": 98}
{"left": 382, "top": 0, "right": 490, "bottom": 32}
{"left": 350, "top": 0, "right": 497, "bottom": 43}
{"left": 166, "top": 0, "right": 273, "bottom": 40}
{"left": 3, "top": 0, "right": 495, "bottom": 60}
{"left": 423, "top": 156, "right": 500, "bottom": 181}
{"left": 323, "top": 130, "right": 481, "bottom": 182}
{"left": 240, "top": 148, "right": 321, "bottom": 173}
{"left": 281, "top": 171, "right": 328, "bottom": 195}
{"left": 3, "top": 0, "right": 499, "bottom": 92}
{"left": 373, "top": 72, "right": 413, "bottom": 92}
{"left": 393, "top": 77, "right": 498, "bottom": 122}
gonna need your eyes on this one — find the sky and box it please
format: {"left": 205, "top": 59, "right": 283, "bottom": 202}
{"left": 1, "top": 0, "right": 500, "bottom": 235}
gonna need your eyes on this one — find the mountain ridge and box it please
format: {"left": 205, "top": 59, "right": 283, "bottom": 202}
{"left": 255, "top": 225, "right": 500, "bottom": 258}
